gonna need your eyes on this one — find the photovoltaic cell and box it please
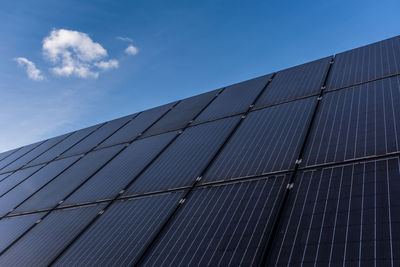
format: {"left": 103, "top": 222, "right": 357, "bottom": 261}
{"left": 269, "top": 157, "right": 400, "bottom": 266}
{"left": 201, "top": 97, "right": 316, "bottom": 184}
{"left": 0, "top": 133, "right": 70, "bottom": 173}
{"left": 0, "top": 165, "right": 43, "bottom": 197}
{"left": 60, "top": 114, "right": 135, "bottom": 157}
{"left": 0, "top": 212, "right": 44, "bottom": 253}
{"left": 194, "top": 74, "right": 272, "bottom": 123}
{"left": 0, "top": 173, "right": 10, "bottom": 183}
{"left": 12, "top": 145, "right": 123, "bottom": 214}
{"left": 0, "top": 141, "right": 44, "bottom": 173}
{"left": 26, "top": 124, "right": 101, "bottom": 167}
{"left": 255, "top": 57, "right": 331, "bottom": 108}
{"left": 327, "top": 36, "right": 400, "bottom": 90}
{"left": 142, "top": 90, "right": 218, "bottom": 137}
{"left": 302, "top": 76, "right": 400, "bottom": 167}
{"left": 60, "top": 131, "right": 178, "bottom": 206}
{"left": 0, "top": 156, "right": 79, "bottom": 216}
{"left": 97, "top": 102, "right": 177, "bottom": 148}
{"left": 54, "top": 191, "right": 184, "bottom": 266}
{"left": 141, "top": 175, "right": 289, "bottom": 267}
{"left": 0, "top": 204, "right": 106, "bottom": 266}
{"left": 123, "top": 116, "right": 241, "bottom": 196}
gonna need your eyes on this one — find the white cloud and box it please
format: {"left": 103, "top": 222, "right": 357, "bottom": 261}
{"left": 125, "top": 44, "right": 138, "bottom": 56}
{"left": 14, "top": 57, "right": 46, "bottom": 81}
{"left": 42, "top": 29, "right": 118, "bottom": 78}
{"left": 94, "top": 59, "right": 119, "bottom": 70}
{"left": 116, "top": 36, "right": 133, "bottom": 42}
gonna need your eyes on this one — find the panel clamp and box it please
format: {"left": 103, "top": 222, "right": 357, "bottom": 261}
{"left": 119, "top": 190, "right": 125, "bottom": 195}
{"left": 35, "top": 219, "right": 42, "bottom": 224}
{"left": 196, "top": 176, "right": 202, "bottom": 182}
{"left": 98, "top": 210, "right": 105, "bottom": 215}
{"left": 286, "top": 183, "right": 294, "bottom": 190}
{"left": 317, "top": 96, "right": 323, "bottom": 101}
{"left": 241, "top": 115, "right": 247, "bottom": 119}
{"left": 295, "top": 159, "right": 302, "bottom": 165}
{"left": 179, "top": 198, "right": 186, "bottom": 204}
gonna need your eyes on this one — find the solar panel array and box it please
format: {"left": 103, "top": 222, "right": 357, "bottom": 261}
{"left": 1, "top": 35, "right": 400, "bottom": 266}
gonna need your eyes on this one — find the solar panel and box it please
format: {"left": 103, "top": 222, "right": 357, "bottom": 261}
{"left": 201, "top": 97, "right": 316, "bottom": 184}
{"left": 122, "top": 116, "right": 241, "bottom": 196}
{"left": 25, "top": 124, "right": 101, "bottom": 167}
{"left": 0, "top": 141, "right": 44, "bottom": 172}
{"left": 0, "top": 212, "right": 44, "bottom": 253}
{"left": 59, "top": 114, "right": 135, "bottom": 157}
{"left": 255, "top": 57, "right": 331, "bottom": 108}
{"left": 12, "top": 145, "right": 124, "bottom": 214}
{"left": 140, "top": 175, "right": 289, "bottom": 266}
{"left": 0, "top": 165, "right": 42, "bottom": 197}
{"left": 0, "top": 156, "right": 79, "bottom": 216}
{"left": 53, "top": 191, "right": 184, "bottom": 266}
{"left": 60, "top": 131, "right": 178, "bottom": 206}
{"left": 0, "top": 148, "right": 20, "bottom": 163}
{"left": 0, "top": 204, "right": 106, "bottom": 266}
{"left": 268, "top": 157, "right": 400, "bottom": 266}
{"left": 302, "top": 76, "right": 400, "bottom": 168}
{"left": 0, "top": 173, "right": 10, "bottom": 183}
{"left": 327, "top": 36, "right": 400, "bottom": 90}
{"left": 0, "top": 133, "right": 70, "bottom": 173}
{"left": 96, "top": 102, "right": 177, "bottom": 149}
{"left": 142, "top": 90, "right": 219, "bottom": 137}
{"left": 194, "top": 74, "right": 272, "bottom": 123}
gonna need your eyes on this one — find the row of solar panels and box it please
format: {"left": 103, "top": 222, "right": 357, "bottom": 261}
{"left": 0, "top": 36, "right": 400, "bottom": 266}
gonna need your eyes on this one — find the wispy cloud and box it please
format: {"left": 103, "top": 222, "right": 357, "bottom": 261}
{"left": 14, "top": 57, "right": 46, "bottom": 81}
{"left": 116, "top": 36, "right": 133, "bottom": 42}
{"left": 125, "top": 44, "right": 139, "bottom": 56}
{"left": 42, "top": 29, "right": 118, "bottom": 78}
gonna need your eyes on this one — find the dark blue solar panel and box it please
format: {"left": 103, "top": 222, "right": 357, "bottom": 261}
{"left": 302, "top": 76, "right": 400, "bottom": 168}
{"left": 0, "top": 148, "right": 20, "bottom": 163}
{"left": 122, "top": 116, "right": 241, "bottom": 196}
{"left": 141, "top": 175, "right": 289, "bottom": 266}
{"left": 60, "top": 114, "right": 136, "bottom": 157}
{"left": 0, "top": 156, "right": 79, "bottom": 216}
{"left": 0, "top": 212, "right": 44, "bottom": 253}
{"left": 255, "top": 57, "right": 331, "bottom": 107}
{"left": 269, "top": 157, "right": 400, "bottom": 266}
{"left": 54, "top": 191, "right": 184, "bottom": 266}
{"left": 97, "top": 102, "right": 177, "bottom": 148}
{"left": 0, "top": 141, "right": 44, "bottom": 173}
{"left": 12, "top": 145, "right": 123, "bottom": 214}
{"left": 26, "top": 125, "right": 101, "bottom": 167}
{"left": 201, "top": 97, "right": 316, "bottom": 184}
{"left": 0, "top": 133, "right": 70, "bottom": 173}
{"left": 327, "top": 36, "right": 400, "bottom": 90}
{"left": 0, "top": 165, "right": 42, "bottom": 197}
{"left": 0, "top": 173, "right": 10, "bottom": 183}
{"left": 194, "top": 74, "right": 272, "bottom": 123}
{"left": 0, "top": 204, "right": 106, "bottom": 266}
{"left": 143, "top": 90, "right": 218, "bottom": 137}
{"left": 60, "top": 131, "right": 178, "bottom": 206}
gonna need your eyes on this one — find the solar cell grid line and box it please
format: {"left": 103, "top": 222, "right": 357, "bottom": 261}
{"left": 193, "top": 74, "right": 272, "bottom": 124}
{"left": 200, "top": 96, "right": 316, "bottom": 184}
{"left": 0, "top": 155, "right": 81, "bottom": 218}
{"left": 95, "top": 101, "right": 179, "bottom": 149}
{"left": 142, "top": 89, "right": 221, "bottom": 138}
{"left": 137, "top": 176, "right": 289, "bottom": 266}
{"left": 0, "top": 132, "right": 72, "bottom": 173}
{"left": 267, "top": 157, "right": 400, "bottom": 266}
{"left": 326, "top": 35, "right": 400, "bottom": 91}
{"left": 0, "top": 203, "right": 107, "bottom": 266}
{"left": 25, "top": 124, "right": 102, "bottom": 168}
{"left": 258, "top": 57, "right": 335, "bottom": 266}
{"left": 0, "top": 212, "right": 44, "bottom": 253}
{"left": 301, "top": 75, "right": 400, "bottom": 168}
{"left": 0, "top": 140, "right": 45, "bottom": 173}
{"left": 58, "top": 113, "right": 139, "bottom": 158}
{"left": 254, "top": 56, "right": 332, "bottom": 108}
{"left": 10, "top": 145, "right": 124, "bottom": 215}
{"left": 52, "top": 191, "right": 185, "bottom": 266}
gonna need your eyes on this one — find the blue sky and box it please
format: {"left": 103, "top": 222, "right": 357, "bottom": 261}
{"left": 1, "top": 0, "right": 400, "bottom": 152}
